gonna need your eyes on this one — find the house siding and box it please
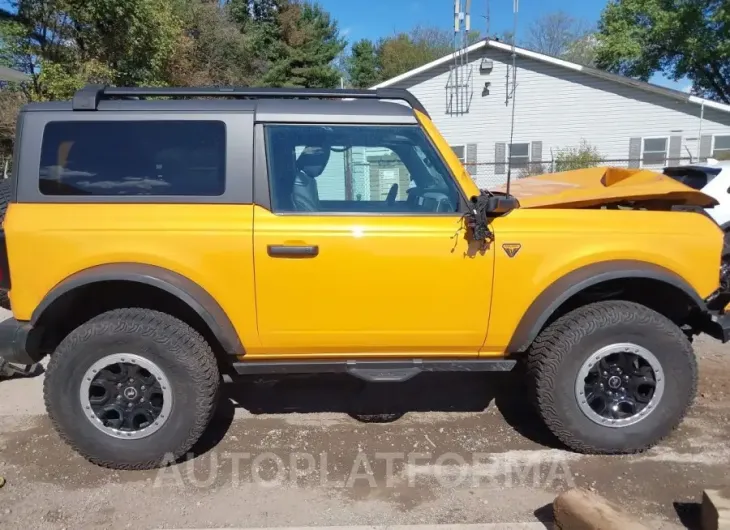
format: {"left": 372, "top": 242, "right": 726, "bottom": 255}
{"left": 386, "top": 48, "right": 730, "bottom": 188}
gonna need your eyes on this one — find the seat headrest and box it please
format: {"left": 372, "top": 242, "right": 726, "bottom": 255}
{"left": 296, "top": 146, "right": 331, "bottom": 178}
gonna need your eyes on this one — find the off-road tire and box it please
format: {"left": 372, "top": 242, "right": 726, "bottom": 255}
{"left": 44, "top": 308, "right": 220, "bottom": 470}
{"left": 526, "top": 300, "right": 697, "bottom": 454}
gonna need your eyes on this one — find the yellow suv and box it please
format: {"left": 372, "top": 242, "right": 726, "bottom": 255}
{"left": 0, "top": 85, "right": 729, "bottom": 470}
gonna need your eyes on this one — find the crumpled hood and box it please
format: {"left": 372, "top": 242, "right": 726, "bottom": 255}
{"left": 494, "top": 166, "right": 719, "bottom": 209}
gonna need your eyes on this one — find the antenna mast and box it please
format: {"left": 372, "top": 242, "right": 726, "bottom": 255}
{"left": 485, "top": 0, "right": 490, "bottom": 37}
{"left": 505, "top": 0, "right": 519, "bottom": 196}
{"left": 450, "top": 0, "right": 473, "bottom": 116}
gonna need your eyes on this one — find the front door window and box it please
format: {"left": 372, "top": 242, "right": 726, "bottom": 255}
{"left": 264, "top": 124, "right": 461, "bottom": 214}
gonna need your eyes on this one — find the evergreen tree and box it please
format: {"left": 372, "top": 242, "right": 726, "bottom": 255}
{"left": 261, "top": 1, "right": 346, "bottom": 88}
{"left": 347, "top": 39, "right": 381, "bottom": 88}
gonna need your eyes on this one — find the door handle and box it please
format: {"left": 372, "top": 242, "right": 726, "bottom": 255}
{"left": 267, "top": 245, "right": 319, "bottom": 257}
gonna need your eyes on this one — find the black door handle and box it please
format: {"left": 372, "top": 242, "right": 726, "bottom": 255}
{"left": 267, "top": 245, "right": 319, "bottom": 257}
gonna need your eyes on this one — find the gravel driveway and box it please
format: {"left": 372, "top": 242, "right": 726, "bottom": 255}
{"left": 0, "top": 306, "right": 728, "bottom": 529}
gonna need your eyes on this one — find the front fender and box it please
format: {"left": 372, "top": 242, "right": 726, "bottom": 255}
{"left": 504, "top": 260, "right": 705, "bottom": 353}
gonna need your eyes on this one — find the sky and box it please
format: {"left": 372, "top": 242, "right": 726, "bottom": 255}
{"left": 317, "top": 0, "right": 687, "bottom": 91}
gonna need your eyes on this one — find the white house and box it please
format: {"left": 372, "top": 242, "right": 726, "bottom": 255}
{"left": 371, "top": 39, "right": 730, "bottom": 189}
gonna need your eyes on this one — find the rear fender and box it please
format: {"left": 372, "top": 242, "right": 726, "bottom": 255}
{"left": 32, "top": 263, "right": 244, "bottom": 356}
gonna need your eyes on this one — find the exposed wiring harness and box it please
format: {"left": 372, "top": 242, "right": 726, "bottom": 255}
{"left": 462, "top": 190, "right": 495, "bottom": 249}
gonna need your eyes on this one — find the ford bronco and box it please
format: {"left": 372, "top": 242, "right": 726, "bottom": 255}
{"left": 0, "top": 85, "right": 729, "bottom": 470}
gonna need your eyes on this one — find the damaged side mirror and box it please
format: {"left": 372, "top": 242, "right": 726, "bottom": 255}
{"left": 482, "top": 195, "right": 519, "bottom": 214}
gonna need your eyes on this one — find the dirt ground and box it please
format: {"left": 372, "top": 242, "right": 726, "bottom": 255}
{"left": 0, "top": 328, "right": 729, "bottom": 529}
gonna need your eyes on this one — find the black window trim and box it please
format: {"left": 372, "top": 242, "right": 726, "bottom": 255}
{"left": 252, "top": 121, "right": 471, "bottom": 217}
{"left": 15, "top": 110, "right": 254, "bottom": 204}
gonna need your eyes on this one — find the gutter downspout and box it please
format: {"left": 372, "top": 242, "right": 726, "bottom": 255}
{"left": 698, "top": 100, "right": 705, "bottom": 161}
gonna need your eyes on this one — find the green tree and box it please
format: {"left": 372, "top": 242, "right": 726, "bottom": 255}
{"left": 260, "top": 1, "right": 346, "bottom": 88}
{"left": 595, "top": 0, "right": 730, "bottom": 104}
{"left": 347, "top": 39, "right": 381, "bottom": 88}
{"left": 563, "top": 34, "right": 598, "bottom": 66}
{"left": 555, "top": 140, "right": 604, "bottom": 172}
{"left": 0, "top": 88, "right": 24, "bottom": 168}
{"left": 0, "top": 0, "right": 182, "bottom": 100}
{"left": 168, "top": 0, "right": 264, "bottom": 86}
{"left": 376, "top": 26, "right": 462, "bottom": 81}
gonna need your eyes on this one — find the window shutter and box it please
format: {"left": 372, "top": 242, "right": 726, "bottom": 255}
{"left": 450, "top": 145, "right": 465, "bottom": 160}
{"left": 628, "top": 137, "right": 642, "bottom": 167}
{"left": 530, "top": 141, "right": 543, "bottom": 163}
{"left": 495, "top": 142, "right": 506, "bottom": 175}
{"left": 466, "top": 143, "right": 477, "bottom": 176}
{"left": 668, "top": 135, "right": 682, "bottom": 165}
{"left": 700, "top": 134, "right": 713, "bottom": 161}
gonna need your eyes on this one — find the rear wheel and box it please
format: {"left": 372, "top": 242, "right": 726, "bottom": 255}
{"left": 526, "top": 300, "right": 696, "bottom": 454}
{"left": 44, "top": 308, "right": 220, "bottom": 469}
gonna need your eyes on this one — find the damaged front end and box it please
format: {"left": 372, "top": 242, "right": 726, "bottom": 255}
{"left": 498, "top": 166, "right": 720, "bottom": 210}
{"left": 699, "top": 249, "right": 730, "bottom": 342}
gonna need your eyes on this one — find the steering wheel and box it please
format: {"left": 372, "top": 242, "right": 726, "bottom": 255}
{"left": 385, "top": 183, "right": 398, "bottom": 207}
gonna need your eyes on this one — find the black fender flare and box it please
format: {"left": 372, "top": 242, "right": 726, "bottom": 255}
{"left": 506, "top": 259, "right": 706, "bottom": 353}
{"left": 31, "top": 263, "right": 244, "bottom": 356}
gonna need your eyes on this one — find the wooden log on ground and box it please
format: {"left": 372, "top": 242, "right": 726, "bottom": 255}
{"left": 553, "top": 488, "right": 650, "bottom": 530}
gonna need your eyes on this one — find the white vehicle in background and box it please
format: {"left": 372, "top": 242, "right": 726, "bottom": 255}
{"left": 662, "top": 159, "right": 730, "bottom": 236}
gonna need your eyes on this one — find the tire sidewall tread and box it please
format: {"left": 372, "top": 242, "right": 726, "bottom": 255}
{"left": 527, "top": 300, "right": 697, "bottom": 454}
{"left": 43, "top": 308, "right": 220, "bottom": 470}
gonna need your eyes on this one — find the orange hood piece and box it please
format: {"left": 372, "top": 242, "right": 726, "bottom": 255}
{"left": 494, "top": 166, "right": 719, "bottom": 209}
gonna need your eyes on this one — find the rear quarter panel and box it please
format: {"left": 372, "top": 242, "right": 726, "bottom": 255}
{"left": 4, "top": 203, "right": 259, "bottom": 349}
{"left": 483, "top": 207, "right": 723, "bottom": 355}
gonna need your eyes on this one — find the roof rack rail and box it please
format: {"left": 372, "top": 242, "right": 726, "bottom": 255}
{"left": 71, "top": 84, "right": 431, "bottom": 117}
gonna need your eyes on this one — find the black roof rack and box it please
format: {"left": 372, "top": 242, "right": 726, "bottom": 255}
{"left": 71, "top": 84, "right": 430, "bottom": 117}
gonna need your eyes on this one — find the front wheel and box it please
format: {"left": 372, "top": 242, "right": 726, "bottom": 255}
{"left": 44, "top": 308, "right": 220, "bottom": 470}
{"left": 526, "top": 300, "right": 697, "bottom": 454}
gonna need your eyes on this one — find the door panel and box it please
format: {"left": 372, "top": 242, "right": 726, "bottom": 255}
{"left": 253, "top": 206, "right": 494, "bottom": 355}
{"left": 252, "top": 122, "right": 494, "bottom": 356}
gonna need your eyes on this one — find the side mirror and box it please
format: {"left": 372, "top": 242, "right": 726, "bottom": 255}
{"left": 483, "top": 195, "right": 519, "bottom": 215}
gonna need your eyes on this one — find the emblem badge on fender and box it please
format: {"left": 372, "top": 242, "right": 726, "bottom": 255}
{"left": 502, "top": 243, "right": 521, "bottom": 258}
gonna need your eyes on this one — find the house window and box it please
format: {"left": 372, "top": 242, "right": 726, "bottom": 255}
{"left": 714, "top": 135, "right": 730, "bottom": 160}
{"left": 642, "top": 138, "right": 668, "bottom": 166}
{"left": 450, "top": 145, "right": 465, "bottom": 162}
{"left": 509, "top": 143, "right": 530, "bottom": 169}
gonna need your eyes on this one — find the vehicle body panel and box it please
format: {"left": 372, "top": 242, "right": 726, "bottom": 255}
{"left": 1, "top": 97, "right": 726, "bottom": 363}
{"left": 252, "top": 205, "right": 493, "bottom": 357}
{"left": 496, "top": 166, "right": 719, "bottom": 209}
{"left": 482, "top": 207, "right": 723, "bottom": 354}
{"left": 680, "top": 163, "right": 730, "bottom": 228}
{"left": 4, "top": 203, "right": 261, "bottom": 350}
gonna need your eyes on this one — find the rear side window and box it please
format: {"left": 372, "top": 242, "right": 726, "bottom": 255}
{"left": 39, "top": 121, "right": 226, "bottom": 196}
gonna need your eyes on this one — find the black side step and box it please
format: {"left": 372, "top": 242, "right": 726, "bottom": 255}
{"left": 231, "top": 359, "right": 516, "bottom": 383}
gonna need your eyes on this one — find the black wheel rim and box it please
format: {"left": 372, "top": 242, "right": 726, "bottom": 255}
{"left": 575, "top": 343, "right": 664, "bottom": 427}
{"left": 80, "top": 354, "right": 172, "bottom": 439}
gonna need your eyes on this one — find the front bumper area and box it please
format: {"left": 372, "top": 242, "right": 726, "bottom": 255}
{"left": 0, "top": 318, "right": 39, "bottom": 365}
{"left": 701, "top": 312, "right": 730, "bottom": 343}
